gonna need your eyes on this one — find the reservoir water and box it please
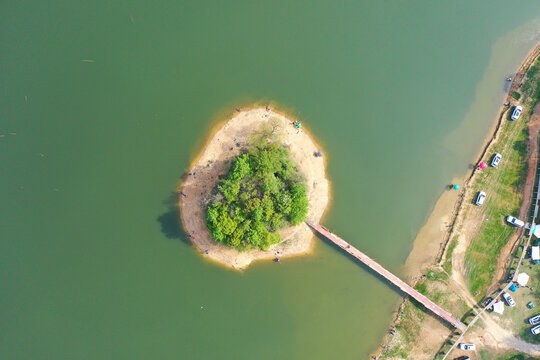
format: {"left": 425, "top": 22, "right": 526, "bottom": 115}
{"left": 3, "top": 1, "right": 540, "bottom": 359}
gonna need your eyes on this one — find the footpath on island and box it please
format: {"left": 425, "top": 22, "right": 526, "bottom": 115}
{"left": 179, "top": 107, "right": 329, "bottom": 270}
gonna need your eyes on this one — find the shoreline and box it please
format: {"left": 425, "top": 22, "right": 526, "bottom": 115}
{"left": 179, "top": 107, "right": 330, "bottom": 270}
{"left": 404, "top": 41, "right": 540, "bottom": 279}
{"left": 375, "top": 40, "right": 540, "bottom": 358}
{"left": 440, "top": 41, "right": 540, "bottom": 268}
{"left": 402, "top": 40, "right": 540, "bottom": 279}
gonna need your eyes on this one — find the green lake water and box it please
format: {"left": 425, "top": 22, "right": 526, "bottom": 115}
{"left": 3, "top": 1, "right": 540, "bottom": 359}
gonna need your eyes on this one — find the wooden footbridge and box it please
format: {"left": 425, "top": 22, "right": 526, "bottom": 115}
{"left": 308, "top": 223, "right": 467, "bottom": 332}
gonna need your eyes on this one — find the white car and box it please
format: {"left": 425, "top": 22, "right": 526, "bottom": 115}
{"left": 475, "top": 191, "right": 486, "bottom": 206}
{"left": 532, "top": 324, "right": 540, "bottom": 335}
{"left": 506, "top": 216, "right": 525, "bottom": 228}
{"left": 511, "top": 105, "right": 523, "bottom": 120}
{"left": 529, "top": 314, "right": 540, "bottom": 325}
{"left": 502, "top": 292, "right": 516, "bottom": 307}
{"left": 458, "top": 343, "right": 476, "bottom": 351}
{"left": 491, "top": 153, "right": 502, "bottom": 167}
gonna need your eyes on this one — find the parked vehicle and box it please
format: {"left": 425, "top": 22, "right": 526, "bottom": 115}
{"left": 458, "top": 343, "right": 476, "bottom": 350}
{"left": 506, "top": 216, "right": 525, "bottom": 228}
{"left": 529, "top": 314, "right": 540, "bottom": 325}
{"left": 483, "top": 297, "right": 494, "bottom": 312}
{"left": 491, "top": 153, "right": 502, "bottom": 167}
{"left": 475, "top": 191, "right": 486, "bottom": 206}
{"left": 531, "top": 324, "right": 540, "bottom": 335}
{"left": 502, "top": 292, "right": 516, "bottom": 307}
{"left": 511, "top": 105, "right": 523, "bottom": 120}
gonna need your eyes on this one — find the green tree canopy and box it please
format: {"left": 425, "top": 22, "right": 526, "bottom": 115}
{"left": 206, "top": 143, "right": 309, "bottom": 251}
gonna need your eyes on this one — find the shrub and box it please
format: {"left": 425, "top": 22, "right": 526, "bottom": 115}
{"left": 206, "top": 143, "right": 309, "bottom": 250}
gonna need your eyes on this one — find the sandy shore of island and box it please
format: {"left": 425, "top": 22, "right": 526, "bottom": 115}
{"left": 179, "top": 107, "right": 330, "bottom": 270}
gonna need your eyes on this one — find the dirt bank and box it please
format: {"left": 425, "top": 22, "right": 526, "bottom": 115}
{"left": 179, "top": 107, "right": 330, "bottom": 270}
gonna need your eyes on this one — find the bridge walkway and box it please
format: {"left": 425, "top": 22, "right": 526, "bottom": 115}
{"left": 308, "top": 223, "right": 467, "bottom": 332}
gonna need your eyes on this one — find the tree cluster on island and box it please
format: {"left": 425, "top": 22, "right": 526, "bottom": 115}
{"left": 206, "top": 143, "right": 309, "bottom": 250}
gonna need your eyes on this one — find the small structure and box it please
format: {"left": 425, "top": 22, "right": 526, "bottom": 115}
{"left": 452, "top": 184, "right": 460, "bottom": 191}
{"left": 309, "top": 223, "right": 467, "bottom": 331}
{"left": 532, "top": 245, "right": 540, "bottom": 263}
{"left": 532, "top": 225, "right": 540, "bottom": 238}
{"left": 492, "top": 300, "right": 505, "bottom": 314}
{"left": 509, "top": 284, "right": 518, "bottom": 292}
{"left": 517, "top": 273, "right": 530, "bottom": 287}
{"left": 478, "top": 162, "right": 487, "bottom": 169}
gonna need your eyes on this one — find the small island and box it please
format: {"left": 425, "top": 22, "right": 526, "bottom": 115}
{"left": 179, "top": 107, "right": 329, "bottom": 269}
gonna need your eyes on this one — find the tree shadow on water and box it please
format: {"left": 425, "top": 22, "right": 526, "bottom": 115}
{"left": 157, "top": 192, "right": 191, "bottom": 245}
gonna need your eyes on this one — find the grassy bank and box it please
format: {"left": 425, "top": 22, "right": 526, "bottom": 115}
{"left": 380, "top": 268, "right": 468, "bottom": 359}
{"left": 463, "top": 57, "right": 540, "bottom": 300}
{"left": 522, "top": 59, "right": 540, "bottom": 114}
{"left": 464, "top": 118, "right": 529, "bottom": 298}
{"left": 480, "top": 349, "right": 538, "bottom": 360}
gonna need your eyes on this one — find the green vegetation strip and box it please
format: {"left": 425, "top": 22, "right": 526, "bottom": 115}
{"left": 464, "top": 58, "right": 540, "bottom": 300}
{"left": 464, "top": 122, "right": 528, "bottom": 298}
{"left": 381, "top": 269, "right": 468, "bottom": 359}
{"left": 522, "top": 59, "right": 540, "bottom": 114}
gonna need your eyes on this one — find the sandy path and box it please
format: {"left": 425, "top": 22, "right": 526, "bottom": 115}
{"left": 179, "top": 108, "right": 329, "bottom": 270}
{"left": 446, "top": 257, "right": 540, "bottom": 356}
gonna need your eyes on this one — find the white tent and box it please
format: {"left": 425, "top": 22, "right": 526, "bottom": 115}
{"left": 532, "top": 246, "right": 540, "bottom": 261}
{"left": 517, "top": 272, "right": 530, "bottom": 287}
{"left": 492, "top": 300, "right": 505, "bottom": 314}
{"left": 533, "top": 224, "right": 540, "bottom": 238}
